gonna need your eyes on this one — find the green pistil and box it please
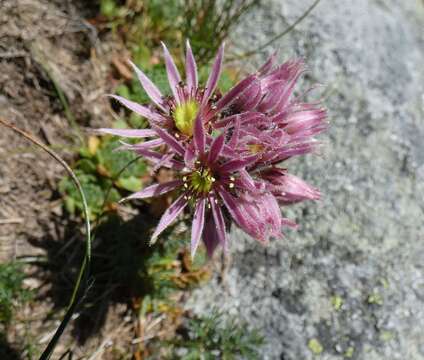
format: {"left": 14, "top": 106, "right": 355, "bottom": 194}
{"left": 185, "top": 168, "right": 215, "bottom": 194}
{"left": 173, "top": 100, "right": 199, "bottom": 136}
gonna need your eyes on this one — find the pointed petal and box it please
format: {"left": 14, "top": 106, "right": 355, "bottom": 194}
{"left": 193, "top": 113, "right": 205, "bottom": 154}
{"left": 109, "top": 95, "right": 165, "bottom": 123}
{"left": 276, "top": 173, "right": 320, "bottom": 203}
{"left": 185, "top": 40, "right": 198, "bottom": 92}
{"left": 257, "top": 52, "right": 277, "bottom": 75}
{"left": 233, "top": 77, "right": 262, "bottom": 111}
{"left": 227, "top": 115, "right": 240, "bottom": 149}
{"left": 218, "top": 188, "right": 263, "bottom": 241}
{"left": 236, "top": 169, "right": 256, "bottom": 192}
{"left": 151, "top": 152, "right": 176, "bottom": 174}
{"left": 151, "top": 125, "right": 185, "bottom": 156}
{"left": 219, "top": 154, "right": 258, "bottom": 173}
{"left": 151, "top": 194, "right": 188, "bottom": 244}
{"left": 184, "top": 143, "right": 197, "bottom": 168}
{"left": 202, "top": 43, "right": 224, "bottom": 104}
{"left": 202, "top": 215, "right": 220, "bottom": 258}
{"left": 122, "top": 180, "right": 182, "bottom": 202}
{"left": 96, "top": 128, "right": 157, "bottom": 138}
{"left": 134, "top": 148, "right": 184, "bottom": 170}
{"left": 161, "top": 42, "right": 182, "bottom": 102}
{"left": 282, "top": 218, "right": 298, "bottom": 229}
{"left": 191, "top": 198, "right": 206, "bottom": 257}
{"left": 128, "top": 60, "right": 167, "bottom": 111}
{"left": 207, "top": 133, "right": 225, "bottom": 164}
{"left": 210, "top": 198, "right": 226, "bottom": 249}
{"left": 215, "top": 75, "right": 257, "bottom": 112}
{"left": 259, "top": 193, "right": 282, "bottom": 237}
{"left": 116, "top": 138, "right": 164, "bottom": 152}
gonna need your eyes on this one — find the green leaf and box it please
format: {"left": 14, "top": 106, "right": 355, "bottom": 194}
{"left": 100, "top": 0, "right": 117, "bottom": 18}
{"left": 64, "top": 196, "right": 76, "bottom": 214}
{"left": 116, "top": 176, "right": 142, "bottom": 192}
{"left": 75, "top": 158, "right": 97, "bottom": 174}
{"left": 116, "top": 84, "right": 131, "bottom": 99}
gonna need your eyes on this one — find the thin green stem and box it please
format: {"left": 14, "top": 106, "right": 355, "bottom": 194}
{"left": 0, "top": 117, "right": 91, "bottom": 360}
{"left": 229, "top": 0, "right": 322, "bottom": 61}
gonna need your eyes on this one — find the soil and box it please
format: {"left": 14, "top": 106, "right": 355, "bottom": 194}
{"left": 0, "top": 1, "right": 142, "bottom": 358}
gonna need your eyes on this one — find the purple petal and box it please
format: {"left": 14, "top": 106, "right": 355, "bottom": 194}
{"left": 202, "top": 215, "right": 220, "bottom": 258}
{"left": 193, "top": 114, "right": 205, "bottom": 154}
{"left": 282, "top": 218, "right": 298, "bottom": 229}
{"left": 215, "top": 75, "right": 257, "bottom": 112}
{"left": 96, "top": 128, "right": 157, "bottom": 138}
{"left": 191, "top": 198, "right": 206, "bottom": 257}
{"left": 134, "top": 148, "right": 184, "bottom": 170}
{"left": 214, "top": 111, "right": 265, "bottom": 128}
{"left": 275, "top": 173, "right": 320, "bottom": 203}
{"left": 151, "top": 194, "right": 188, "bottom": 244}
{"left": 218, "top": 188, "right": 263, "bottom": 241}
{"left": 109, "top": 95, "right": 165, "bottom": 123}
{"left": 151, "top": 152, "right": 176, "bottom": 173}
{"left": 210, "top": 198, "right": 226, "bottom": 249}
{"left": 185, "top": 40, "right": 198, "bottom": 92}
{"left": 207, "top": 133, "right": 225, "bottom": 164}
{"left": 184, "top": 143, "right": 197, "bottom": 168}
{"left": 219, "top": 154, "right": 258, "bottom": 173}
{"left": 161, "top": 42, "right": 182, "bottom": 103}
{"left": 236, "top": 169, "right": 256, "bottom": 192}
{"left": 122, "top": 180, "right": 182, "bottom": 201}
{"left": 257, "top": 52, "right": 277, "bottom": 75}
{"left": 257, "top": 80, "right": 286, "bottom": 113}
{"left": 227, "top": 115, "right": 240, "bottom": 149}
{"left": 259, "top": 193, "right": 282, "bottom": 238}
{"left": 116, "top": 138, "right": 164, "bottom": 151}
{"left": 151, "top": 125, "right": 185, "bottom": 156}
{"left": 202, "top": 43, "right": 224, "bottom": 104}
{"left": 128, "top": 60, "right": 167, "bottom": 112}
{"left": 233, "top": 78, "right": 262, "bottom": 111}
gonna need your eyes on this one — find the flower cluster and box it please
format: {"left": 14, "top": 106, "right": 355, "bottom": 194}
{"left": 99, "top": 41, "right": 327, "bottom": 257}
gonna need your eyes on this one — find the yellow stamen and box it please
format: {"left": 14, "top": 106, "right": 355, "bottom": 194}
{"left": 173, "top": 100, "right": 199, "bottom": 136}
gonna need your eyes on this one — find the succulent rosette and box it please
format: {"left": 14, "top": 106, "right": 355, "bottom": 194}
{"left": 98, "top": 41, "right": 327, "bottom": 257}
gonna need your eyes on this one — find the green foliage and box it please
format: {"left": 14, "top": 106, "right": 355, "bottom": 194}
{"left": 138, "top": 232, "right": 209, "bottom": 316}
{"left": 116, "top": 64, "right": 170, "bottom": 106}
{"left": 180, "top": 0, "right": 260, "bottom": 65}
{"left": 0, "top": 262, "right": 32, "bottom": 325}
{"left": 161, "top": 311, "right": 265, "bottom": 359}
{"left": 99, "top": 0, "right": 259, "bottom": 67}
{"left": 59, "top": 132, "right": 147, "bottom": 219}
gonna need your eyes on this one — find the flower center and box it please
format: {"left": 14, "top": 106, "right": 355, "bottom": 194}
{"left": 184, "top": 168, "right": 215, "bottom": 195}
{"left": 248, "top": 143, "right": 265, "bottom": 154}
{"left": 173, "top": 100, "right": 199, "bottom": 136}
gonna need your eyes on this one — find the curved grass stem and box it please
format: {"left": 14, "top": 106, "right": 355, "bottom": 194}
{"left": 0, "top": 117, "right": 91, "bottom": 360}
{"left": 229, "top": 0, "right": 322, "bottom": 61}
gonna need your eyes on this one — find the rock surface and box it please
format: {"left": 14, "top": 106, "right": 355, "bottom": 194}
{"left": 187, "top": 1, "right": 424, "bottom": 359}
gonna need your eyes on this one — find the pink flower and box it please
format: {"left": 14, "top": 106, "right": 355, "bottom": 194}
{"left": 119, "top": 117, "right": 267, "bottom": 257}
{"left": 212, "top": 56, "right": 328, "bottom": 168}
{"left": 97, "top": 43, "right": 327, "bottom": 257}
{"left": 98, "top": 41, "right": 224, "bottom": 145}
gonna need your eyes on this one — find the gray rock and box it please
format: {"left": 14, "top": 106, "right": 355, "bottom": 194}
{"left": 187, "top": 0, "right": 424, "bottom": 359}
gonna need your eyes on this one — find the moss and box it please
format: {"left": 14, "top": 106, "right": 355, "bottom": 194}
{"left": 331, "top": 295, "right": 343, "bottom": 311}
{"left": 344, "top": 346, "right": 354, "bottom": 358}
{"left": 379, "top": 330, "right": 394, "bottom": 342}
{"left": 367, "top": 292, "right": 383, "bottom": 306}
{"left": 308, "top": 338, "right": 323, "bottom": 355}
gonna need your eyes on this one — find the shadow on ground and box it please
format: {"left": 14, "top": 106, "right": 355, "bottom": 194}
{"left": 28, "top": 203, "right": 188, "bottom": 344}
{"left": 0, "top": 334, "right": 21, "bottom": 360}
